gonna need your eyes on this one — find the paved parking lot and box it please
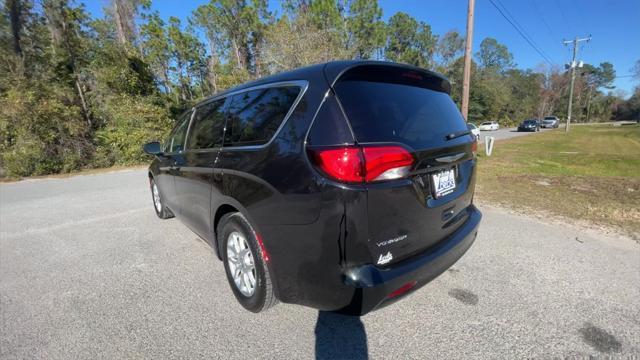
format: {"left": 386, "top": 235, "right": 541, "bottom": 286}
{"left": 1, "top": 169, "right": 639, "bottom": 359}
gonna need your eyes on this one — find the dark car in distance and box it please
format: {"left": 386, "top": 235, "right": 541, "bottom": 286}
{"left": 518, "top": 119, "right": 541, "bottom": 132}
{"left": 143, "top": 61, "right": 482, "bottom": 315}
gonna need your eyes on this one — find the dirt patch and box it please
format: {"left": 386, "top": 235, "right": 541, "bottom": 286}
{"left": 476, "top": 174, "right": 640, "bottom": 240}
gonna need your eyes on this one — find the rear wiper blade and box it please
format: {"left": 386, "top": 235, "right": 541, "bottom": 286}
{"left": 445, "top": 130, "right": 471, "bottom": 141}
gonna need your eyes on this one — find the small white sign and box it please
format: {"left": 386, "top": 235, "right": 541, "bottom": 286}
{"left": 486, "top": 136, "right": 495, "bottom": 156}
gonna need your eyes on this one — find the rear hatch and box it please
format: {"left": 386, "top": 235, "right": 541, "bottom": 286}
{"left": 333, "top": 65, "right": 477, "bottom": 266}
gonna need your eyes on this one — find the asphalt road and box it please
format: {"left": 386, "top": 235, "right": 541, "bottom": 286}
{"left": 478, "top": 126, "right": 553, "bottom": 144}
{"left": 1, "top": 169, "right": 639, "bottom": 359}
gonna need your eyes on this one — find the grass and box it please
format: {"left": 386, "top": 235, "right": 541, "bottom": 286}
{"left": 476, "top": 124, "right": 640, "bottom": 239}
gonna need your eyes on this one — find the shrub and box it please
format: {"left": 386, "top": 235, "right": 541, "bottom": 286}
{"left": 0, "top": 86, "right": 91, "bottom": 178}
{"left": 93, "top": 95, "right": 173, "bottom": 165}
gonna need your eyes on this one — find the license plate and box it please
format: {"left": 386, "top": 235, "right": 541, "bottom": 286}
{"left": 431, "top": 169, "right": 456, "bottom": 198}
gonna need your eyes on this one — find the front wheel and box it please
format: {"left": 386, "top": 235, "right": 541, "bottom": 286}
{"left": 150, "top": 178, "right": 174, "bottom": 219}
{"left": 219, "top": 212, "right": 277, "bottom": 313}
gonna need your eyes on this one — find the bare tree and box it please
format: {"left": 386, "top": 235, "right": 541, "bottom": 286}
{"left": 109, "top": 0, "right": 142, "bottom": 47}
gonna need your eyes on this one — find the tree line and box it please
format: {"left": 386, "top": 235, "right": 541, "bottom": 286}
{"left": 1, "top": 0, "right": 638, "bottom": 178}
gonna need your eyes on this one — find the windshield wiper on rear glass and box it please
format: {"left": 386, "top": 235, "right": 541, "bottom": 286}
{"left": 445, "top": 130, "right": 471, "bottom": 141}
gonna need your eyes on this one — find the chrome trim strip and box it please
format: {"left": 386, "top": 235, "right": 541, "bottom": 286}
{"left": 435, "top": 152, "right": 466, "bottom": 163}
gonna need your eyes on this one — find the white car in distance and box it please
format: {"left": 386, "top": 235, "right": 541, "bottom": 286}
{"left": 467, "top": 123, "right": 480, "bottom": 141}
{"left": 479, "top": 121, "right": 499, "bottom": 131}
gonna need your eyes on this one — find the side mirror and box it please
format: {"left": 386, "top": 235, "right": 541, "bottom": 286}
{"left": 143, "top": 141, "right": 163, "bottom": 156}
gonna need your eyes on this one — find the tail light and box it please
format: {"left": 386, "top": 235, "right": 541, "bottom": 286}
{"left": 362, "top": 146, "right": 414, "bottom": 182}
{"left": 309, "top": 145, "right": 414, "bottom": 183}
{"left": 471, "top": 139, "right": 478, "bottom": 156}
{"left": 309, "top": 147, "right": 364, "bottom": 183}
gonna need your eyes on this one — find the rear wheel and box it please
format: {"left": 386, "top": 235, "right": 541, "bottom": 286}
{"left": 218, "top": 212, "right": 277, "bottom": 313}
{"left": 150, "top": 178, "right": 173, "bottom": 219}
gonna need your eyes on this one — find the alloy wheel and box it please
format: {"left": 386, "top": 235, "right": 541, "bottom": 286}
{"left": 226, "top": 231, "right": 256, "bottom": 297}
{"left": 152, "top": 183, "right": 162, "bottom": 212}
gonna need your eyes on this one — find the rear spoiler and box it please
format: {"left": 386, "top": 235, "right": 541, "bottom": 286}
{"left": 323, "top": 61, "right": 451, "bottom": 95}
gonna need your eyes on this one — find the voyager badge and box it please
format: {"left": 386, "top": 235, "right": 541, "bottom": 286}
{"left": 376, "top": 234, "right": 407, "bottom": 248}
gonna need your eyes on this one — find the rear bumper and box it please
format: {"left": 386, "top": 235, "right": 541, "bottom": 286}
{"left": 340, "top": 205, "right": 482, "bottom": 315}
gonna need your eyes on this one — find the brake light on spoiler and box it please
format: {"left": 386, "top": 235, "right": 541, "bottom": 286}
{"left": 309, "top": 145, "right": 414, "bottom": 184}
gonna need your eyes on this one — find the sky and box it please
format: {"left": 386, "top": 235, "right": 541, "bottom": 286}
{"left": 84, "top": 0, "right": 640, "bottom": 96}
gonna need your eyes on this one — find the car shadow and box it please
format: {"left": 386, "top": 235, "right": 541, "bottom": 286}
{"left": 314, "top": 311, "right": 368, "bottom": 360}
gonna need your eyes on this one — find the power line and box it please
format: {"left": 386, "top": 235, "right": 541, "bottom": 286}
{"left": 487, "top": 0, "right": 555, "bottom": 66}
{"left": 494, "top": 0, "right": 556, "bottom": 63}
{"left": 529, "top": 0, "right": 559, "bottom": 44}
{"left": 571, "top": 0, "right": 589, "bottom": 34}
{"left": 554, "top": 0, "right": 572, "bottom": 33}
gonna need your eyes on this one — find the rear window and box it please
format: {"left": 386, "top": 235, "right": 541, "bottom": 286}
{"left": 224, "top": 86, "right": 300, "bottom": 146}
{"left": 334, "top": 80, "right": 467, "bottom": 149}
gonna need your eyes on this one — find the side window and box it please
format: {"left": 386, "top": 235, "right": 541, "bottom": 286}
{"left": 165, "top": 110, "right": 192, "bottom": 153}
{"left": 225, "top": 86, "right": 300, "bottom": 146}
{"left": 188, "top": 98, "right": 227, "bottom": 150}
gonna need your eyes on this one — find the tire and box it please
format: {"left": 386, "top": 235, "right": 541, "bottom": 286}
{"left": 218, "top": 212, "right": 277, "bottom": 313}
{"left": 150, "top": 178, "right": 174, "bottom": 219}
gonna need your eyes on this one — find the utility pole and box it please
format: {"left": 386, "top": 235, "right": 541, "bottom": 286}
{"left": 461, "top": 0, "right": 475, "bottom": 121}
{"left": 563, "top": 36, "right": 591, "bottom": 132}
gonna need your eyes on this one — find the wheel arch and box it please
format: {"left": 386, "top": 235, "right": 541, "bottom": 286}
{"left": 212, "top": 199, "right": 281, "bottom": 302}
{"left": 212, "top": 202, "right": 247, "bottom": 260}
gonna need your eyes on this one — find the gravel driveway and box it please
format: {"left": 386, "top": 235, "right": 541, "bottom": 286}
{"left": 1, "top": 169, "right": 638, "bottom": 359}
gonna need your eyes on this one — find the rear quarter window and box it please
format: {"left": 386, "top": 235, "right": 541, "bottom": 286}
{"left": 164, "top": 110, "right": 192, "bottom": 153}
{"left": 307, "top": 93, "right": 354, "bottom": 146}
{"left": 224, "top": 86, "right": 301, "bottom": 146}
{"left": 188, "top": 98, "right": 226, "bottom": 150}
{"left": 334, "top": 80, "right": 467, "bottom": 149}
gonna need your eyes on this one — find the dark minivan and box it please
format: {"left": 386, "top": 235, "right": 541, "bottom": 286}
{"left": 143, "top": 61, "right": 481, "bottom": 315}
